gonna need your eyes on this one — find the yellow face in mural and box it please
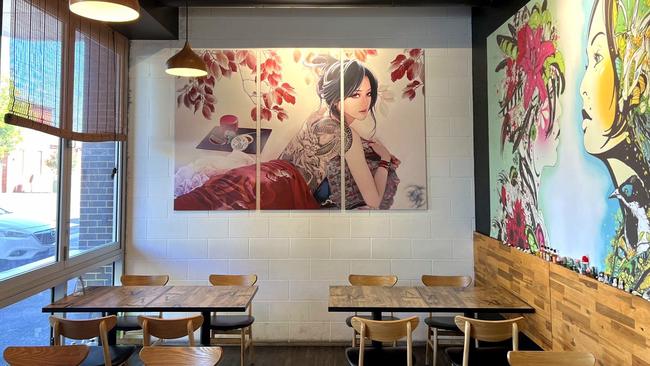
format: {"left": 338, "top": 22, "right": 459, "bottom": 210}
{"left": 579, "top": 0, "right": 626, "bottom": 155}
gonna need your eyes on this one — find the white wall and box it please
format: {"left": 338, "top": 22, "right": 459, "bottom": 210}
{"left": 127, "top": 6, "right": 474, "bottom": 342}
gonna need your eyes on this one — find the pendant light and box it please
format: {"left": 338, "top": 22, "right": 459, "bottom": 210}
{"left": 69, "top": 0, "right": 140, "bottom": 22}
{"left": 165, "top": 0, "right": 207, "bottom": 78}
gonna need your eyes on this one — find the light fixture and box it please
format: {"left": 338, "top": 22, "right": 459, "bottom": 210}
{"left": 69, "top": 0, "right": 140, "bottom": 22}
{"left": 165, "top": 0, "right": 207, "bottom": 78}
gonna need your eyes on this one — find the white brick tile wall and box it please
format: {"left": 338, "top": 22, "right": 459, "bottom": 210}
{"left": 127, "top": 6, "right": 473, "bottom": 342}
{"left": 289, "top": 239, "right": 330, "bottom": 259}
{"left": 187, "top": 219, "right": 229, "bottom": 239}
{"left": 250, "top": 239, "right": 290, "bottom": 259}
{"left": 166, "top": 239, "right": 208, "bottom": 259}
{"left": 269, "top": 260, "right": 310, "bottom": 280}
{"left": 187, "top": 259, "right": 228, "bottom": 280}
{"left": 208, "top": 238, "right": 249, "bottom": 259}
{"left": 331, "top": 239, "right": 371, "bottom": 259}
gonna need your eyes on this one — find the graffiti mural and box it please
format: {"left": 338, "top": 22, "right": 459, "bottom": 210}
{"left": 488, "top": 0, "right": 650, "bottom": 297}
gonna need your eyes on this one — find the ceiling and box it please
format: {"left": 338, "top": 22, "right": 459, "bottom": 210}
{"left": 113, "top": 0, "right": 497, "bottom": 40}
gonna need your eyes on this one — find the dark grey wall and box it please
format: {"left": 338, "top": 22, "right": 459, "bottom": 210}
{"left": 471, "top": 0, "right": 529, "bottom": 235}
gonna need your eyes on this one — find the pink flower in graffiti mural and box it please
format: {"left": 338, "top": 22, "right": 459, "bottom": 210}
{"left": 516, "top": 24, "right": 556, "bottom": 109}
{"left": 506, "top": 199, "right": 528, "bottom": 249}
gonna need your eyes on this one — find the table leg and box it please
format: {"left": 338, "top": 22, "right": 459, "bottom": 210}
{"left": 371, "top": 311, "right": 383, "bottom": 349}
{"left": 107, "top": 311, "right": 117, "bottom": 346}
{"left": 201, "top": 311, "right": 211, "bottom": 346}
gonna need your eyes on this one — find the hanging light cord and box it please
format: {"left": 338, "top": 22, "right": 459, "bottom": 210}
{"left": 185, "top": 0, "right": 189, "bottom": 43}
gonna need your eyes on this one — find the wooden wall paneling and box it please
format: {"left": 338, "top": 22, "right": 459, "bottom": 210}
{"left": 473, "top": 233, "right": 553, "bottom": 349}
{"left": 549, "top": 265, "right": 650, "bottom": 366}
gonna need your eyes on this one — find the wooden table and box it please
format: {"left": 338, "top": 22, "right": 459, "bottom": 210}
{"left": 328, "top": 285, "right": 534, "bottom": 348}
{"left": 43, "top": 285, "right": 258, "bottom": 346}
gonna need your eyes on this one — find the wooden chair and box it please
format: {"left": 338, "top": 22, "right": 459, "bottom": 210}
{"left": 49, "top": 315, "right": 136, "bottom": 366}
{"left": 4, "top": 345, "right": 89, "bottom": 366}
{"left": 208, "top": 274, "right": 257, "bottom": 366}
{"left": 345, "top": 316, "right": 419, "bottom": 366}
{"left": 421, "top": 275, "right": 472, "bottom": 366}
{"left": 444, "top": 316, "right": 524, "bottom": 366}
{"left": 507, "top": 351, "right": 596, "bottom": 366}
{"left": 347, "top": 274, "right": 399, "bottom": 347}
{"left": 116, "top": 275, "right": 169, "bottom": 340}
{"left": 137, "top": 315, "right": 204, "bottom": 346}
{"left": 139, "top": 346, "right": 224, "bottom": 366}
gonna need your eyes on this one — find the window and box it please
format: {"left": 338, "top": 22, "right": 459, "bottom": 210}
{"left": 65, "top": 263, "right": 113, "bottom": 320}
{"left": 0, "top": 128, "right": 60, "bottom": 281}
{"left": 0, "top": 288, "right": 52, "bottom": 355}
{"left": 69, "top": 141, "right": 118, "bottom": 258}
{"left": 0, "top": 0, "right": 126, "bottom": 309}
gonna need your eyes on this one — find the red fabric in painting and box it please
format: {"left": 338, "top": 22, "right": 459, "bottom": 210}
{"left": 174, "top": 160, "right": 319, "bottom": 210}
{"left": 260, "top": 159, "right": 320, "bottom": 210}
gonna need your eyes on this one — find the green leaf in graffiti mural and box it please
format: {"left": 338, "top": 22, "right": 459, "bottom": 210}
{"left": 509, "top": 166, "right": 519, "bottom": 187}
{"left": 529, "top": 12, "right": 541, "bottom": 29}
{"left": 496, "top": 35, "right": 518, "bottom": 60}
{"left": 531, "top": 123, "right": 537, "bottom": 142}
{"left": 526, "top": 226, "right": 539, "bottom": 253}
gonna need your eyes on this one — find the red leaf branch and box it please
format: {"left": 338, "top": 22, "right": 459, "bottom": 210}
{"left": 252, "top": 51, "right": 296, "bottom": 122}
{"left": 389, "top": 49, "right": 425, "bottom": 100}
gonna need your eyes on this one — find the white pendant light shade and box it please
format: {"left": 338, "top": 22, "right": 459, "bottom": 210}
{"left": 69, "top": 0, "right": 140, "bottom": 22}
{"left": 165, "top": 41, "right": 208, "bottom": 77}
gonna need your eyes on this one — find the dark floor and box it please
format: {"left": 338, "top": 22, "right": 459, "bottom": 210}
{"left": 126, "top": 345, "right": 451, "bottom": 366}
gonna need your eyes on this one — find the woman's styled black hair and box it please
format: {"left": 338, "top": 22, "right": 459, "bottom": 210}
{"left": 317, "top": 59, "right": 379, "bottom": 132}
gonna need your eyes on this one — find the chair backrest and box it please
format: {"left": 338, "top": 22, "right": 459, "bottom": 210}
{"left": 421, "top": 275, "right": 472, "bottom": 287}
{"left": 508, "top": 351, "right": 596, "bottom": 366}
{"left": 4, "top": 345, "right": 89, "bottom": 366}
{"left": 209, "top": 274, "right": 257, "bottom": 286}
{"left": 455, "top": 316, "right": 523, "bottom": 366}
{"left": 49, "top": 315, "right": 116, "bottom": 366}
{"left": 120, "top": 274, "right": 169, "bottom": 286}
{"left": 139, "top": 346, "right": 223, "bottom": 366}
{"left": 351, "top": 316, "right": 419, "bottom": 366}
{"left": 138, "top": 315, "right": 204, "bottom": 346}
{"left": 348, "top": 274, "right": 398, "bottom": 287}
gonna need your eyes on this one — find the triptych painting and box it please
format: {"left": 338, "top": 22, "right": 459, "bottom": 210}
{"left": 173, "top": 48, "right": 427, "bottom": 211}
{"left": 487, "top": 0, "right": 650, "bottom": 296}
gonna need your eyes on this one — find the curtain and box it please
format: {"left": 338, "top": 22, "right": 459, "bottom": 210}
{"left": 3, "top": 0, "right": 128, "bottom": 142}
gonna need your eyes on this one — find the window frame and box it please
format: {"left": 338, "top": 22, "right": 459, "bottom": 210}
{"left": 0, "top": 0, "right": 128, "bottom": 309}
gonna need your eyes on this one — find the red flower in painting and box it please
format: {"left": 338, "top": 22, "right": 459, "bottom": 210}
{"left": 516, "top": 24, "right": 556, "bottom": 109}
{"left": 500, "top": 186, "right": 507, "bottom": 207}
{"left": 505, "top": 200, "right": 527, "bottom": 249}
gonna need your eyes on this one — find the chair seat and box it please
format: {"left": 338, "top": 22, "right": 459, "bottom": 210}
{"left": 80, "top": 345, "right": 136, "bottom": 366}
{"left": 209, "top": 315, "right": 255, "bottom": 331}
{"left": 345, "top": 347, "right": 416, "bottom": 366}
{"left": 444, "top": 346, "right": 510, "bottom": 366}
{"left": 345, "top": 315, "right": 400, "bottom": 328}
{"left": 116, "top": 315, "right": 160, "bottom": 331}
{"left": 424, "top": 315, "right": 461, "bottom": 331}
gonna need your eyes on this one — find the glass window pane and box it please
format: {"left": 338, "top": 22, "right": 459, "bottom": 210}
{"left": 0, "top": 127, "right": 59, "bottom": 281}
{"left": 0, "top": 288, "right": 52, "bottom": 354}
{"left": 65, "top": 263, "right": 113, "bottom": 321}
{"left": 69, "top": 141, "right": 118, "bottom": 258}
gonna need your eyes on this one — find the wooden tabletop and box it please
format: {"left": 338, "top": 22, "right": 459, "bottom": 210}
{"left": 42, "top": 286, "right": 258, "bottom": 313}
{"left": 328, "top": 285, "right": 534, "bottom": 313}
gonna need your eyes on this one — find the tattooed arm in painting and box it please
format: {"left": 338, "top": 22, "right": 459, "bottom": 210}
{"left": 346, "top": 127, "right": 391, "bottom": 209}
